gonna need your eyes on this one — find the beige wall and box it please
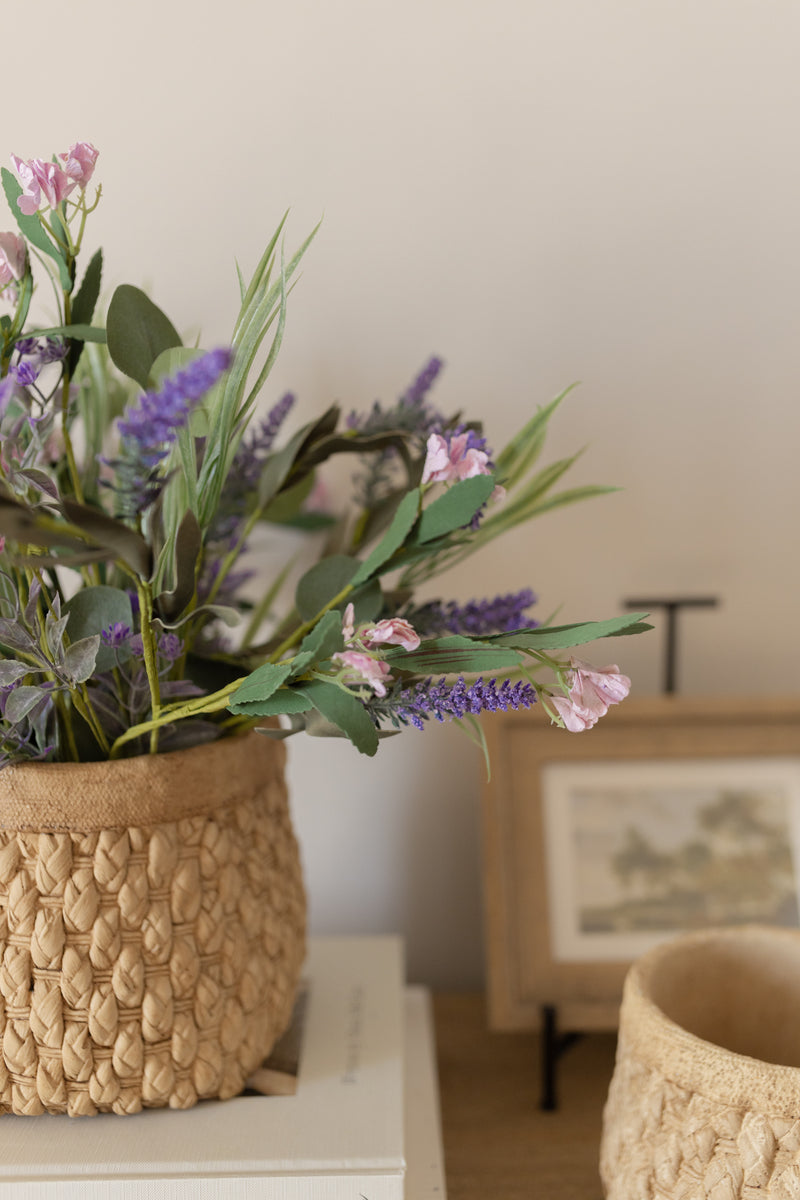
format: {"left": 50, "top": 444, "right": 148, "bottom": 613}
{"left": 12, "top": 1, "right": 800, "bottom": 985}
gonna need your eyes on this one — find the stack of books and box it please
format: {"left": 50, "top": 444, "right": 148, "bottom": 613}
{"left": 0, "top": 937, "right": 447, "bottom": 1198}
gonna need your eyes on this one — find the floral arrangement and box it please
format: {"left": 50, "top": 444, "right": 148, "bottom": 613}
{"left": 0, "top": 141, "right": 648, "bottom": 769}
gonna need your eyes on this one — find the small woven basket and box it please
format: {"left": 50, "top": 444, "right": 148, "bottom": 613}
{"left": 600, "top": 925, "right": 800, "bottom": 1199}
{"left": 0, "top": 732, "right": 306, "bottom": 1117}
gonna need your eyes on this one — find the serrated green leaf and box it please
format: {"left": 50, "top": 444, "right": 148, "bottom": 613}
{"left": 416, "top": 475, "right": 496, "bottom": 544}
{"left": 106, "top": 284, "right": 182, "bottom": 389}
{"left": 64, "top": 586, "right": 133, "bottom": 672}
{"left": 1, "top": 168, "right": 71, "bottom": 291}
{"left": 351, "top": 489, "right": 420, "bottom": 586}
{"left": 229, "top": 688, "right": 313, "bottom": 718}
{"left": 227, "top": 662, "right": 293, "bottom": 713}
{"left": 490, "top": 612, "right": 651, "bottom": 651}
{"left": 289, "top": 610, "right": 345, "bottom": 677}
{"left": 295, "top": 554, "right": 359, "bottom": 622}
{"left": 297, "top": 679, "right": 379, "bottom": 756}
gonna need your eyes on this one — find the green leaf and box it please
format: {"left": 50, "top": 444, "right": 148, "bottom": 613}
{"left": 0, "top": 660, "right": 31, "bottom": 686}
{"left": 61, "top": 499, "right": 151, "bottom": 576}
{"left": 351, "top": 489, "right": 420, "bottom": 586}
{"left": 297, "top": 679, "right": 379, "bottom": 756}
{"left": 71, "top": 249, "right": 103, "bottom": 327}
{"left": 227, "top": 662, "right": 293, "bottom": 713}
{"left": 5, "top": 685, "right": 45, "bottom": 725}
{"left": 229, "top": 688, "right": 313, "bottom": 719}
{"left": 490, "top": 612, "right": 651, "bottom": 651}
{"left": 415, "top": 475, "right": 496, "bottom": 544}
{"left": 106, "top": 284, "right": 182, "bottom": 388}
{"left": 32, "top": 323, "right": 106, "bottom": 343}
{"left": 289, "top": 610, "right": 345, "bottom": 676}
{"left": 64, "top": 586, "right": 133, "bottom": 672}
{"left": 66, "top": 247, "right": 104, "bottom": 376}
{"left": 257, "top": 406, "right": 340, "bottom": 509}
{"left": 295, "top": 554, "right": 359, "bottom": 622}
{"left": 1, "top": 168, "right": 72, "bottom": 291}
{"left": 155, "top": 509, "right": 201, "bottom": 621}
{"left": 386, "top": 634, "right": 523, "bottom": 674}
{"left": 63, "top": 635, "right": 100, "bottom": 684}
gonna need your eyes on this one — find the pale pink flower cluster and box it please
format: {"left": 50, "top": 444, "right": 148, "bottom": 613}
{"left": 331, "top": 651, "right": 393, "bottom": 697}
{"left": 0, "top": 233, "right": 26, "bottom": 287}
{"left": 10, "top": 141, "right": 98, "bottom": 216}
{"left": 332, "top": 605, "right": 422, "bottom": 696}
{"left": 550, "top": 658, "right": 631, "bottom": 732}
{"left": 421, "top": 431, "right": 491, "bottom": 486}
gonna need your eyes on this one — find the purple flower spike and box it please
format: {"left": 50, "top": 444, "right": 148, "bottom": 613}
{"left": 111, "top": 347, "right": 233, "bottom": 515}
{"left": 372, "top": 674, "right": 536, "bottom": 732}
{"left": 100, "top": 622, "right": 131, "bottom": 648}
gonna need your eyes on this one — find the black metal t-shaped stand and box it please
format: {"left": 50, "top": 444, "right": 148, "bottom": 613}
{"left": 538, "top": 595, "right": 719, "bottom": 1110}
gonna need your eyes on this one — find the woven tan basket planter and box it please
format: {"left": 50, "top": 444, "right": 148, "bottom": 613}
{"left": 0, "top": 732, "right": 306, "bottom": 1117}
{"left": 600, "top": 925, "right": 800, "bottom": 1199}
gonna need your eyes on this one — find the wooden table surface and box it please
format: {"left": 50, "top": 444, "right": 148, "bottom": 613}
{"left": 432, "top": 993, "right": 617, "bottom": 1200}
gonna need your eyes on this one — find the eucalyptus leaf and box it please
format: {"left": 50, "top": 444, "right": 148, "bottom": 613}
{"left": 415, "top": 475, "right": 496, "bottom": 544}
{"left": 106, "top": 284, "right": 182, "bottom": 388}
{"left": 295, "top": 555, "right": 359, "bottom": 623}
{"left": 64, "top": 586, "right": 133, "bottom": 672}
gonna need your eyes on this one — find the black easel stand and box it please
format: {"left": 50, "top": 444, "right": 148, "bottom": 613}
{"left": 538, "top": 595, "right": 720, "bottom": 1110}
{"left": 540, "top": 1005, "right": 583, "bottom": 1111}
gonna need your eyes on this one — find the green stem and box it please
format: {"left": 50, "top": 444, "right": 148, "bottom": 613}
{"left": 137, "top": 582, "right": 162, "bottom": 754}
{"left": 267, "top": 583, "right": 354, "bottom": 663}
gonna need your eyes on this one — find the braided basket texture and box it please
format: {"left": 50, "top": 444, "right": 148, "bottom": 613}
{"left": 0, "top": 732, "right": 305, "bottom": 1117}
{"left": 600, "top": 926, "right": 800, "bottom": 1199}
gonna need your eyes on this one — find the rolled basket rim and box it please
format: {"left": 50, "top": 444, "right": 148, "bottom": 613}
{"left": 0, "top": 731, "right": 285, "bottom": 833}
{"left": 621, "top": 924, "right": 800, "bottom": 1118}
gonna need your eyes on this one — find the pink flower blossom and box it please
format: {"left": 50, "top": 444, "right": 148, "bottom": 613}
{"left": 0, "top": 233, "right": 26, "bottom": 286}
{"left": 551, "top": 658, "right": 631, "bottom": 732}
{"left": 421, "top": 432, "right": 491, "bottom": 486}
{"left": 10, "top": 155, "right": 76, "bottom": 215}
{"left": 332, "top": 650, "right": 393, "bottom": 697}
{"left": 58, "top": 141, "right": 99, "bottom": 187}
{"left": 342, "top": 602, "right": 356, "bottom": 643}
{"left": 362, "top": 617, "right": 421, "bottom": 652}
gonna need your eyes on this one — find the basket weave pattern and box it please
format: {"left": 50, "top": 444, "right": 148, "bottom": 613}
{"left": 0, "top": 734, "right": 306, "bottom": 1116}
{"left": 600, "top": 927, "right": 800, "bottom": 1200}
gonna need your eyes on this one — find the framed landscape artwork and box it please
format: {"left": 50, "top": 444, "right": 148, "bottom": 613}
{"left": 480, "top": 695, "right": 800, "bottom": 1032}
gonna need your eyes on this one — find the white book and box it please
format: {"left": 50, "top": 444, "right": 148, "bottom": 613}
{"left": 0, "top": 937, "right": 447, "bottom": 1199}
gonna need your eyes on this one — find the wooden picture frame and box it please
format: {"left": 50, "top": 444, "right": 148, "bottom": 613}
{"left": 480, "top": 695, "right": 800, "bottom": 1033}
